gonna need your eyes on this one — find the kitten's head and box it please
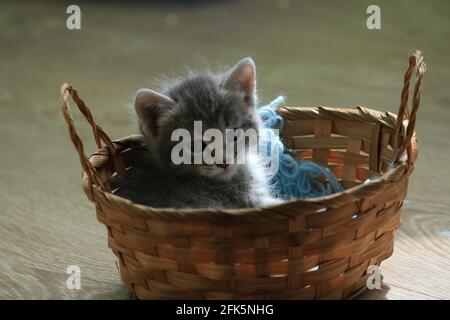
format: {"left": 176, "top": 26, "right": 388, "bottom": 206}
{"left": 134, "top": 57, "right": 261, "bottom": 180}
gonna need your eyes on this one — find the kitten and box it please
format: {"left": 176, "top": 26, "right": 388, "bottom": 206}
{"left": 115, "top": 57, "right": 280, "bottom": 209}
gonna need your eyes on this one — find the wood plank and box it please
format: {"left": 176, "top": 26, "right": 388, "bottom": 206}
{"left": 358, "top": 284, "right": 440, "bottom": 300}
{"left": 374, "top": 206, "right": 450, "bottom": 300}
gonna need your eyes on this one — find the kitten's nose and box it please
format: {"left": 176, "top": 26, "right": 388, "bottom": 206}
{"left": 217, "top": 164, "right": 229, "bottom": 169}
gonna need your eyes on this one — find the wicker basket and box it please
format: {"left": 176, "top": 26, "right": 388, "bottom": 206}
{"left": 61, "top": 51, "right": 425, "bottom": 300}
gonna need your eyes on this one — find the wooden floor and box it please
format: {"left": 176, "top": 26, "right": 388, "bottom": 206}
{"left": 0, "top": 0, "right": 449, "bottom": 300}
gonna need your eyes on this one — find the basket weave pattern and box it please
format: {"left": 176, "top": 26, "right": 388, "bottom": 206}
{"left": 61, "top": 51, "right": 425, "bottom": 299}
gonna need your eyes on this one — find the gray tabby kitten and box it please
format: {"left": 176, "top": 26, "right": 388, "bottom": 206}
{"left": 115, "top": 57, "right": 280, "bottom": 209}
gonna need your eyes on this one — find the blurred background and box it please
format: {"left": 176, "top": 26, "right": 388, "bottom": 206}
{"left": 0, "top": 0, "right": 449, "bottom": 299}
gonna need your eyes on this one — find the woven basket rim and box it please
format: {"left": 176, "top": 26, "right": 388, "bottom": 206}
{"left": 83, "top": 105, "right": 417, "bottom": 223}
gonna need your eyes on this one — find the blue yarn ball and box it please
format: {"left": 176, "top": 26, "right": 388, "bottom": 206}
{"left": 257, "top": 96, "right": 344, "bottom": 200}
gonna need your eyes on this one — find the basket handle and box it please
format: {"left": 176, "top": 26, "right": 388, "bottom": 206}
{"left": 394, "top": 50, "right": 426, "bottom": 167}
{"left": 60, "top": 83, "right": 125, "bottom": 195}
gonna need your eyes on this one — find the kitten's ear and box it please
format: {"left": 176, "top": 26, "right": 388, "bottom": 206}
{"left": 223, "top": 57, "right": 256, "bottom": 106}
{"left": 134, "top": 88, "right": 175, "bottom": 137}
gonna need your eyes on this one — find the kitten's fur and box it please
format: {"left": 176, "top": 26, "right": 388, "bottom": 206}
{"left": 115, "top": 57, "right": 279, "bottom": 209}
